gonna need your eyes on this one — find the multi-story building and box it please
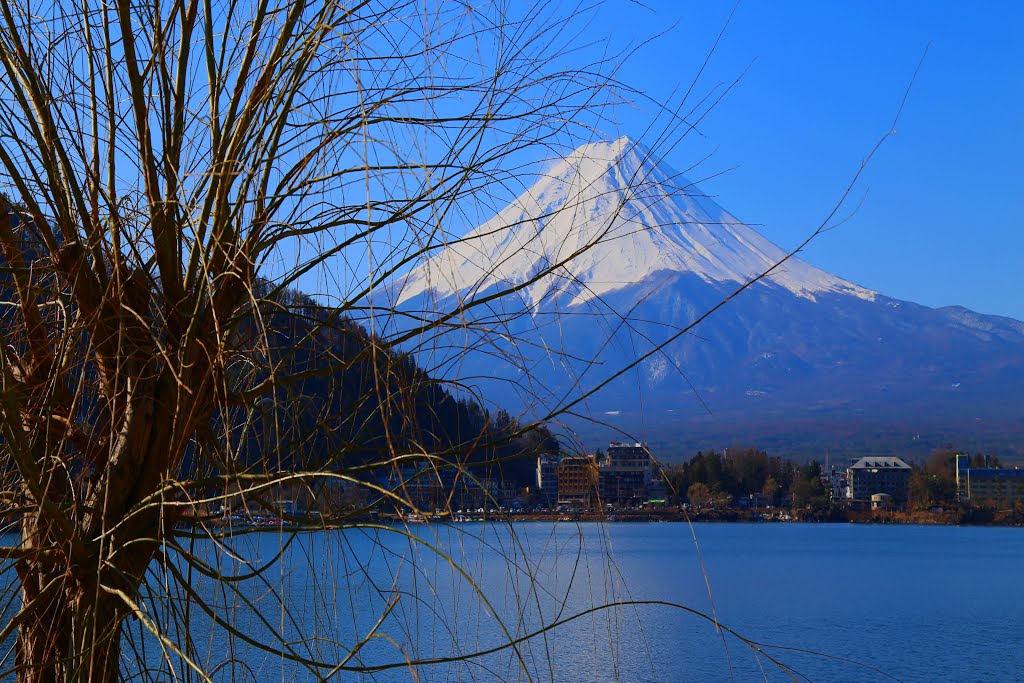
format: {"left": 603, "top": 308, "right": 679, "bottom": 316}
{"left": 598, "top": 442, "right": 656, "bottom": 508}
{"left": 557, "top": 454, "right": 598, "bottom": 509}
{"left": 536, "top": 453, "right": 560, "bottom": 507}
{"left": 606, "top": 442, "right": 650, "bottom": 469}
{"left": 847, "top": 457, "right": 911, "bottom": 504}
{"left": 956, "top": 454, "right": 1024, "bottom": 503}
{"left": 546, "top": 443, "right": 663, "bottom": 510}
{"left": 826, "top": 466, "right": 849, "bottom": 501}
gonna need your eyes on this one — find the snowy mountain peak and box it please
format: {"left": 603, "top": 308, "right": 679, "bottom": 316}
{"left": 393, "top": 137, "right": 876, "bottom": 309}
{"left": 559, "top": 135, "right": 634, "bottom": 168}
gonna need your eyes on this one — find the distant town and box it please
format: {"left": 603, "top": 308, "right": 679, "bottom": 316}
{"left": 526, "top": 443, "right": 1024, "bottom": 526}
{"left": 208, "top": 442, "right": 1024, "bottom": 529}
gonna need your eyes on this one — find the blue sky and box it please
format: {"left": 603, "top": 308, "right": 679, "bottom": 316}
{"left": 583, "top": 1, "right": 1023, "bottom": 319}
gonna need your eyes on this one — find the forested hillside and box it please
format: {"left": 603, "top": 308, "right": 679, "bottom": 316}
{"left": 0, "top": 207, "right": 552, "bottom": 496}
{"left": 225, "top": 279, "right": 555, "bottom": 488}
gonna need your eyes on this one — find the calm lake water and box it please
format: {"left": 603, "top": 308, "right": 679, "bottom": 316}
{"left": 5, "top": 522, "right": 1023, "bottom": 681}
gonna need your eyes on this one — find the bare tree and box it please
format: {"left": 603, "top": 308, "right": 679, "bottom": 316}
{"left": 0, "top": 0, "right": 907, "bottom": 677}
{"left": 0, "top": 0, "right": 639, "bottom": 680}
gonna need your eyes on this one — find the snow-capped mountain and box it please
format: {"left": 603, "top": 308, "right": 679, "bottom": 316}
{"left": 394, "top": 136, "right": 873, "bottom": 309}
{"left": 377, "top": 137, "right": 1024, "bottom": 458}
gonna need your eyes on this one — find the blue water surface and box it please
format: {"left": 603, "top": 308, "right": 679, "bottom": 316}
{"left": 4, "top": 522, "right": 1022, "bottom": 682}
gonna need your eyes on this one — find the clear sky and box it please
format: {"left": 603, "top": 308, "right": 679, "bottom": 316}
{"left": 580, "top": 0, "right": 1023, "bottom": 319}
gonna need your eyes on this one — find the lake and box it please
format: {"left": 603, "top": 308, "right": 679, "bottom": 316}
{"left": 5, "top": 522, "right": 1023, "bottom": 681}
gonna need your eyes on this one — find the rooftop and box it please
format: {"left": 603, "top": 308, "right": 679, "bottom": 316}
{"left": 850, "top": 457, "right": 911, "bottom": 470}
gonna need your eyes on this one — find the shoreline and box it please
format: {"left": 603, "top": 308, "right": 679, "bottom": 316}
{"left": 495, "top": 509, "right": 1024, "bottom": 527}
{"left": 185, "top": 505, "right": 1024, "bottom": 530}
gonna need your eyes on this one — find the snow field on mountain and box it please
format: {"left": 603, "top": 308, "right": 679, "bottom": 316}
{"left": 394, "top": 136, "right": 877, "bottom": 310}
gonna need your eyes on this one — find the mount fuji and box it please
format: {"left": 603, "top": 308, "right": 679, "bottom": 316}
{"left": 373, "top": 137, "right": 1024, "bottom": 458}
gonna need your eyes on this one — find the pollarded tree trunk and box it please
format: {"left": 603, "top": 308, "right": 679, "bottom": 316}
{"left": 0, "top": 242, "right": 227, "bottom": 682}
{"left": 12, "top": 460, "right": 173, "bottom": 683}
{"left": 15, "top": 574, "right": 125, "bottom": 683}
{"left": 15, "top": 518, "right": 135, "bottom": 683}
{"left": 0, "top": 197, "right": 249, "bottom": 681}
